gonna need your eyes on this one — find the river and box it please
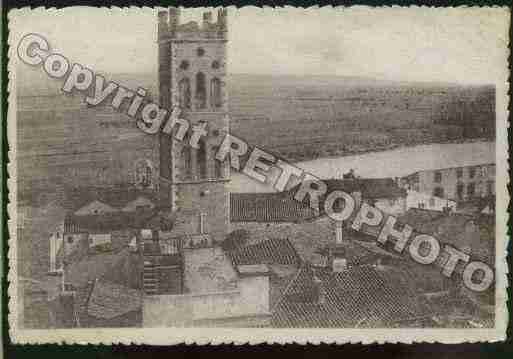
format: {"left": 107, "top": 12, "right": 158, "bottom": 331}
{"left": 228, "top": 141, "right": 495, "bottom": 193}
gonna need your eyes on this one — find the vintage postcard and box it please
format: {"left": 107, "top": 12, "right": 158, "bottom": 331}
{"left": 7, "top": 6, "right": 510, "bottom": 344}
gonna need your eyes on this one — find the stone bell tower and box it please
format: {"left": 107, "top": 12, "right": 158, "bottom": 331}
{"left": 157, "top": 7, "right": 230, "bottom": 243}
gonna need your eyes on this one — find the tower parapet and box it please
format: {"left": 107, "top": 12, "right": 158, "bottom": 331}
{"left": 169, "top": 7, "right": 180, "bottom": 32}
{"left": 158, "top": 11, "right": 169, "bottom": 40}
{"left": 217, "top": 8, "right": 228, "bottom": 34}
{"left": 158, "top": 7, "right": 228, "bottom": 42}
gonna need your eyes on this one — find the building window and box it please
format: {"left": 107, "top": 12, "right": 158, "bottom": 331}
{"left": 195, "top": 72, "right": 207, "bottom": 109}
{"left": 456, "top": 169, "right": 463, "bottom": 178}
{"left": 197, "top": 47, "right": 205, "bottom": 57}
{"left": 469, "top": 167, "right": 476, "bottom": 179}
{"left": 487, "top": 180, "right": 494, "bottom": 195}
{"left": 67, "top": 236, "right": 74, "bottom": 244}
{"left": 210, "top": 77, "right": 222, "bottom": 108}
{"left": 135, "top": 159, "right": 153, "bottom": 188}
{"left": 429, "top": 197, "right": 435, "bottom": 207}
{"left": 434, "top": 171, "right": 442, "bottom": 183}
{"left": 197, "top": 139, "right": 207, "bottom": 179}
{"left": 178, "top": 78, "right": 191, "bottom": 109}
{"left": 477, "top": 182, "right": 485, "bottom": 197}
{"left": 433, "top": 187, "right": 444, "bottom": 198}
{"left": 467, "top": 183, "right": 475, "bottom": 197}
{"left": 457, "top": 183, "right": 465, "bottom": 200}
{"left": 481, "top": 166, "right": 488, "bottom": 177}
{"left": 199, "top": 213, "right": 207, "bottom": 234}
{"left": 212, "top": 60, "right": 220, "bottom": 69}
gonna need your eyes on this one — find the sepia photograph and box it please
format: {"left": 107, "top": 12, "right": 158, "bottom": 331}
{"left": 7, "top": 6, "right": 509, "bottom": 344}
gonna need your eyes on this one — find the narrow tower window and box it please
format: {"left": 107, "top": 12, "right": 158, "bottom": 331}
{"left": 178, "top": 78, "right": 191, "bottom": 109}
{"left": 182, "top": 146, "right": 192, "bottom": 180}
{"left": 213, "top": 147, "right": 223, "bottom": 178}
{"left": 197, "top": 139, "right": 207, "bottom": 179}
{"left": 210, "top": 77, "right": 222, "bottom": 108}
{"left": 196, "top": 72, "right": 207, "bottom": 109}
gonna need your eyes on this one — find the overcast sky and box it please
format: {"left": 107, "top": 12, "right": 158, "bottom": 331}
{"left": 10, "top": 6, "right": 510, "bottom": 85}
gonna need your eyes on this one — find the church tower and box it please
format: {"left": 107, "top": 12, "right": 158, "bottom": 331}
{"left": 157, "top": 8, "right": 230, "bottom": 243}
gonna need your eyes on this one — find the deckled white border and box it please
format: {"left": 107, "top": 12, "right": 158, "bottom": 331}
{"left": 7, "top": 6, "right": 510, "bottom": 344}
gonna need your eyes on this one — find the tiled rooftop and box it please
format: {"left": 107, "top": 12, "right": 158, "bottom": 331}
{"left": 397, "top": 208, "right": 487, "bottom": 251}
{"left": 87, "top": 280, "right": 143, "bottom": 320}
{"left": 237, "top": 264, "right": 271, "bottom": 276}
{"left": 66, "top": 248, "right": 131, "bottom": 288}
{"left": 228, "top": 238, "right": 302, "bottom": 267}
{"left": 321, "top": 178, "right": 407, "bottom": 200}
{"left": 231, "top": 178, "right": 406, "bottom": 223}
{"left": 272, "top": 264, "right": 430, "bottom": 328}
{"left": 72, "top": 279, "right": 143, "bottom": 327}
{"left": 230, "top": 192, "right": 317, "bottom": 223}
{"left": 183, "top": 247, "right": 239, "bottom": 294}
{"left": 61, "top": 186, "right": 157, "bottom": 212}
{"left": 64, "top": 208, "right": 174, "bottom": 233}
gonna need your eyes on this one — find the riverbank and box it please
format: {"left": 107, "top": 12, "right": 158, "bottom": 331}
{"left": 229, "top": 140, "right": 495, "bottom": 193}
{"left": 283, "top": 136, "right": 495, "bottom": 163}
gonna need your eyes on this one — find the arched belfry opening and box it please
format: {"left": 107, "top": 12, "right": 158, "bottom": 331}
{"left": 195, "top": 72, "right": 207, "bottom": 109}
{"left": 179, "top": 78, "right": 191, "bottom": 109}
{"left": 210, "top": 77, "right": 222, "bottom": 109}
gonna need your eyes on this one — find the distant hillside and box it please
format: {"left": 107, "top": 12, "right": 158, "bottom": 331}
{"left": 226, "top": 74, "right": 494, "bottom": 161}
{"left": 15, "top": 71, "right": 495, "bottom": 195}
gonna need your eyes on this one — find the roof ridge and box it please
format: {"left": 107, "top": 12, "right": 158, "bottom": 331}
{"left": 76, "top": 279, "right": 97, "bottom": 327}
{"left": 281, "top": 237, "right": 301, "bottom": 263}
{"left": 270, "top": 262, "right": 306, "bottom": 313}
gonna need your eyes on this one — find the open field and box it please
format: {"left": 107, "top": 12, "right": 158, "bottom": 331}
{"left": 16, "top": 72, "right": 495, "bottom": 197}
{"left": 228, "top": 74, "right": 494, "bottom": 161}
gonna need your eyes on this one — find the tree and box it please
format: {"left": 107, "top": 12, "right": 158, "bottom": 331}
{"left": 221, "top": 229, "right": 249, "bottom": 251}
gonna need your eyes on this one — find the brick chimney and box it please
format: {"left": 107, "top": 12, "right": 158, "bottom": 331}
{"left": 463, "top": 219, "right": 480, "bottom": 255}
{"left": 330, "top": 244, "right": 347, "bottom": 273}
{"left": 313, "top": 275, "right": 326, "bottom": 305}
{"left": 332, "top": 257, "right": 347, "bottom": 272}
